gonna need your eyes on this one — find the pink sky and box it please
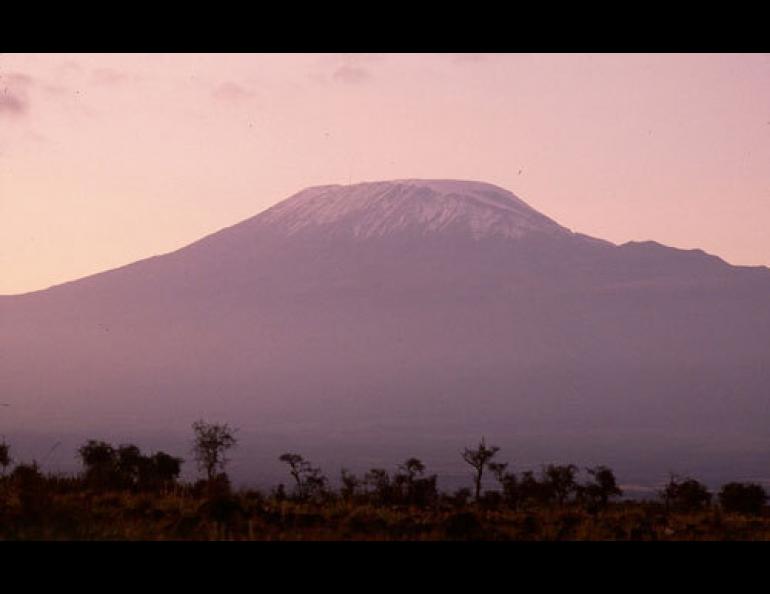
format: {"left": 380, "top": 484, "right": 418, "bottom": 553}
{"left": 1, "top": 53, "right": 769, "bottom": 294}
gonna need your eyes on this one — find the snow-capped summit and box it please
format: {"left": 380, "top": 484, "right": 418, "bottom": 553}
{"left": 257, "top": 179, "right": 571, "bottom": 240}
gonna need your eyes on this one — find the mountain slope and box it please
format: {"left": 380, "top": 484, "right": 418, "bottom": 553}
{"left": 2, "top": 180, "right": 770, "bottom": 488}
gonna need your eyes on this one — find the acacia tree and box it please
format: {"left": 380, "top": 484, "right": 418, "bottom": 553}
{"left": 461, "top": 437, "right": 500, "bottom": 501}
{"left": 393, "top": 457, "right": 437, "bottom": 506}
{"left": 399, "top": 458, "right": 425, "bottom": 481}
{"left": 278, "top": 452, "right": 327, "bottom": 501}
{"left": 581, "top": 465, "right": 622, "bottom": 511}
{"left": 192, "top": 420, "right": 238, "bottom": 481}
{"left": 279, "top": 453, "right": 306, "bottom": 495}
{"left": 394, "top": 458, "right": 423, "bottom": 500}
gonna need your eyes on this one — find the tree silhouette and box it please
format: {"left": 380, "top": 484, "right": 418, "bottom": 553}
{"left": 394, "top": 458, "right": 423, "bottom": 499}
{"left": 116, "top": 444, "right": 145, "bottom": 489}
{"left": 660, "top": 474, "right": 711, "bottom": 512}
{"left": 581, "top": 465, "right": 622, "bottom": 511}
{"left": 192, "top": 420, "right": 237, "bottom": 482}
{"left": 461, "top": 437, "right": 500, "bottom": 501}
{"left": 340, "top": 468, "right": 360, "bottom": 502}
{"left": 489, "top": 461, "right": 519, "bottom": 508}
{"left": 0, "top": 438, "right": 11, "bottom": 476}
{"left": 78, "top": 440, "right": 117, "bottom": 489}
{"left": 278, "top": 452, "right": 327, "bottom": 501}
{"left": 147, "top": 451, "right": 183, "bottom": 491}
{"left": 11, "top": 462, "right": 49, "bottom": 518}
{"left": 517, "top": 470, "right": 549, "bottom": 507}
{"left": 78, "top": 439, "right": 183, "bottom": 492}
{"left": 398, "top": 458, "right": 425, "bottom": 482}
{"left": 542, "top": 464, "right": 579, "bottom": 505}
{"left": 718, "top": 482, "right": 768, "bottom": 516}
{"left": 364, "top": 468, "right": 392, "bottom": 505}
{"left": 394, "top": 457, "right": 437, "bottom": 506}
{"left": 278, "top": 453, "right": 306, "bottom": 495}
{"left": 302, "top": 466, "right": 328, "bottom": 501}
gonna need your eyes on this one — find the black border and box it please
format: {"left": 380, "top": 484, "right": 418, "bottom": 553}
{"left": 3, "top": 3, "right": 769, "bottom": 578}
{"left": 3, "top": 6, "right": 770, "bottom": 52}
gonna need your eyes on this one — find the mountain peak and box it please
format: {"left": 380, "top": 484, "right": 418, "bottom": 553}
{"left": 257, "top": 179, "right": 570, "bottom": 240}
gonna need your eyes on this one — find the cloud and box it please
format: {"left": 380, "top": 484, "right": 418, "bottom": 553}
{"left": 5, "top": 72, "right": 34, "bottom": 86}
{"left": 0, "top": 91, "right": 26, "bottom": 115}
{"left": 0, "top": 72, "right": 33, "bottom": 116}
{"left": 310, "top": 54, "right": 383, "bottom": 86}
{"left": 90, "top": 68, "right": 127, "bottom": 85}
{"left": 212, "top": 81, "right": 253, "bottom": 101}
{"left": 332, "top": 65, "right": 370, "bottom": 84}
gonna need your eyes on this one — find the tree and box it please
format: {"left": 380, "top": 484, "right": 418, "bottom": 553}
{"left": 116, "top": 444, "right": 146, "bottom": 489}
{"left": 542, "top": 464, "right": 579, "bottom": 505}
{"left": 78, "top": 440, "right": 118, "bottom": 489}
{"left": 0, "top": 438, "right": 11, "bottom": 476}
{"left": 11, "top": 462, "right": 48, "bottom": 517}
{"left": 340, "top": 468, "right": 360, "bottom": 502}
{"left": 718, "top": 482, "right": 768, "bottom": 516}
{"left": 660, "top": 475, "right": 711, "bottom": 512}
{"left": 394, "top": 457, "right": 423, "bottom": 501}
{"left": 581, "top": 465, "right": 623, "bottom": 511}
{"left": 398, "top": 458, "right": 425, "bottom": 482}
{"left": 192, "top": 420, "right": 237, "bottom": 482}
{"left": 278, "top": 452, "right": 327, "bottom": 501}
{"left": 517, "top": 470, "right": 550, "bottom": 507}
{"left": 394, "top": 458, "right": 437, "bottom": 507}
{"left": 302, "top": 466, "right": 328, "bottom": 501}
{"left": 364, "top": 468, "right": 392, "bottom": 505}
{"left": 461, "top": 437, "right": 500, "bottom": 501}
{"left": 409, "top": 474, "right": 439, "bottom": 507}
{"left": 279, "top": 453, "right": 306, "bottom": 496}
{"left": 489, "top": 462, "right": 520, "bottom": 508}
{"left": 78, "top": 439, "right": 182, "bottom": 492}
{"left": 147, "top": 451, "right": 183, "bottom": 491}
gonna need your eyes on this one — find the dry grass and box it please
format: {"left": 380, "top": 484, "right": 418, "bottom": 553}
{"left": 2, "top": 485, "right": 770, "bottom": 541}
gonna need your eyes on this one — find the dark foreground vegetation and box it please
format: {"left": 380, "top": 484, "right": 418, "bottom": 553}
{"left": 1, "top": 426, "right": 769, "bottom": 540}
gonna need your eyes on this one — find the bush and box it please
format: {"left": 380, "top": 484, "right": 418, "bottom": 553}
{"left": 11, "top": 462, "right": 49, "bottom": 519}
{"left": 661, "top": 476, "right": 711, "bottom": 512}
{"left": 580, "top": 466, "right": 623, "bottom": 512}
{"left": 718, "top": 482, "right": 768, "bottom": 516}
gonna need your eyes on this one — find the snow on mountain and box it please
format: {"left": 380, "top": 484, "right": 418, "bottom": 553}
{"left": 257, "top": 179, "right": 571, "bottom": 240}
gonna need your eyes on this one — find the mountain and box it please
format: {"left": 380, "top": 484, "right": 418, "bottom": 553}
{"left": 2, "top": 179, "right": 770, "bottom": 489}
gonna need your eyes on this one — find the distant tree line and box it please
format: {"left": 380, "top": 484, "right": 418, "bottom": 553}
{"left": 0, "top": 428, "right": 768, "bottom": 517}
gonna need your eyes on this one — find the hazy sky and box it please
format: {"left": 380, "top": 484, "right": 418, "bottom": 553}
{"left": 2, "top": 53, "right": 769, "bottom": 294}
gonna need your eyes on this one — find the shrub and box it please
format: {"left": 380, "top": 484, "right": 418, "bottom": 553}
{"left": 541, "top": 464, "right": 579, "bottom": 505}
{"left": 718, "top": 482, "right": 768, "bottom": 516}
{"left": 661, "top": 475, "right": 711, "bottom": 512}
{"left": 581, "top": 465, "right": 623, "bottom": 512}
